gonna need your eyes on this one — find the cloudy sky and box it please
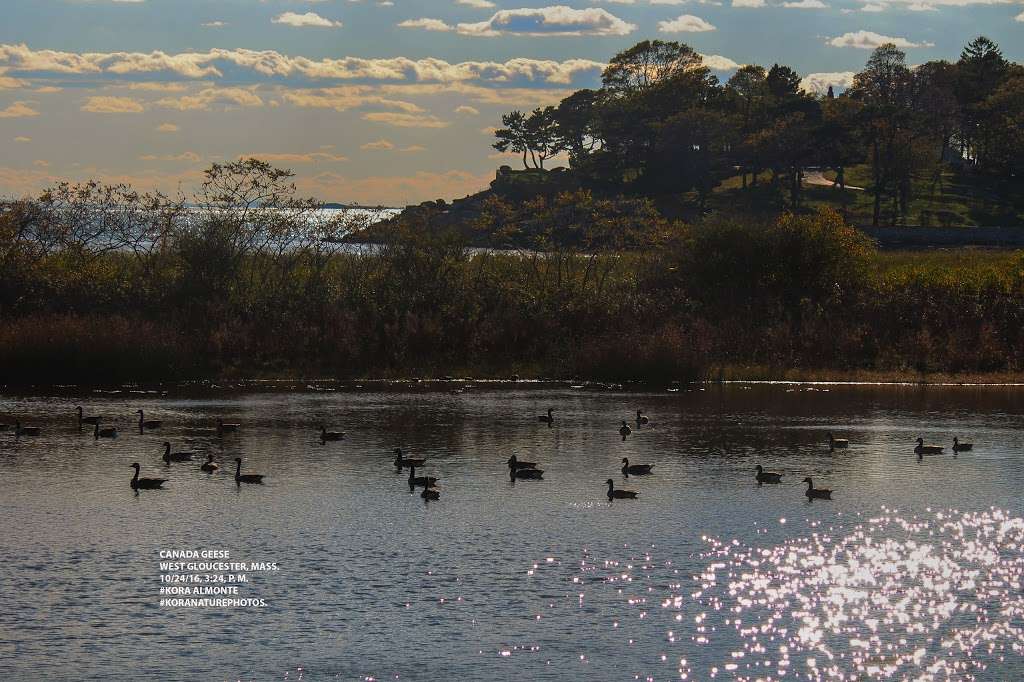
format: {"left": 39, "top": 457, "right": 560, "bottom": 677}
{"left": 0, "top": 0, "right": 1020, "bottom": 205}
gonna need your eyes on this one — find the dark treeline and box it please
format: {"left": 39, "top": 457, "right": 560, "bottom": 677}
{"left": 492, "top": 37, "right": 1023, "bottom": 226}
{"left": 2, "top": 158, "right": 1024, "bottom": 384}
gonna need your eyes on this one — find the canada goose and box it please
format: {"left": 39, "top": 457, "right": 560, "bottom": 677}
{"left": 507, "top": 454, "right": 538, "bottom": 471}
{"left": 76, "top": 406, "right": 101, "bottom": 428}
{"left": 755, "top": 465, "right": 782, "bottom": 484}
{"left": 136, "top": 410, "right": 161, "bottom": 430}
{"left": 393, "top": 448, "right": 426, "bottom": 468}
{"left": 200, "top": 454, "right": 219, "bottom": 472}
{"left": 621, "top": 458, "right": 653, "bottom": 476}
{"left": 234, "top": 458, "right": 264, "bottom": 484}
{"left": 914, "top": 438, "right": 943, "bottom": 456}
{"left": 619, "top": 421, "right": 632, "bottom": 440}
{"left": 408, "top": 465, "right": 439, "bottom": 489}
{"left": 636, "top": 409, "right": 650, "bottom": 426}
{"left": 421, "top": 486, "right": 441, "bottom": 500}
{"left": 828, "top": 433, "right": 849, "bottom": 450}
{"left": 163, "top": 442, "right": 194, "bottom": 463}
{"left": 130, "top": 463, "right": 166, "bottom": 490}
{"left": 14, "top": 421, "right": 40, "bottom": 437}
{"left": 217, "top": 418, "right": 240, "bottom": 435}
{"left": 802, "top": 477, "right": 832, "bottom": 500}
{"left": 953, "top": 437, "right": 973, "bottom": 452}
{"left": 538, "top": 408, "right": 554, "bottom": 426}
{"left": 94, "top": 422, "right": 118, "bottom": 439}
{"left": 320, "top": 425, "right": 345, "bottom": 442}
{"left": 606, "top": 479, "right": 638, "bottom": 500}
{"left": 511, "top": 466, "right": 544, "bottom": 480}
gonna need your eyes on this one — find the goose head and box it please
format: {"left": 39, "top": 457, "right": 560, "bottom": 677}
{"left": 76, "top": 406, "right": 83, "bottom": 415}
{"left": 802, "top": 477, "right": 813, "bottom": 484}
{"left": 606, "top": 478, "right": 614, "bottom": 487}
{"left": 916, "top": 437, "right": 924, "bottom": 445}
{"left": 756, "top": 465, "right": 764, "bottom": 473}
{"left": 234, "top": 457, "right": 242, "bottom": 463}
{"left": 622, "top": 458, "right": 629, "bottom": 464}
{"left": 130, "top": 462, "right": 140, "bottom": 470}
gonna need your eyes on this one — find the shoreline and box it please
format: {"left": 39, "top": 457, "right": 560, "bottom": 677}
{"left": 3, "top": 367, "right": 1024, "bottom": 395}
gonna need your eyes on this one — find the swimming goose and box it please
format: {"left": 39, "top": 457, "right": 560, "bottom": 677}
{"left": 320, "top": 425, "right": 345, "bottom": 442}
{"left": 914, "top": 438, "right": 943, "bottom": 456}
{"left": 507, "top": 454, "right": 538, "bottom": 471}
{"left": 619, "top": 421, "right": 632, "bottom": 440}
{"left": 393, "top": 448, "right": 426, "bottom": 468}
{"left": 234, "top": 458, "right": 264, "bottom": 484}
{"left": 953, "top": 437, "right": 973, "bottom": 452}
{"left": 408, "top": 465, "right": 439, "bottom": 489}
{"left": 421, "top": 486, "right": 441, "bottom": 500}
{"left": 802, "top": 477, "right": 832, "bottom": 500}
{"left": 94, "top": 422, "right": 118, "bottom": 439}
{"left": 14, "top": 421, "right": 40, "bottom": 437}
{"left": 828, "top": 433, "right": 849, "bottom": 450}
{"left": 755, "top": 465, "right": 782, "bottom": 484}
{"left": 636, "top": 410, "right": 650, "bottom": 426}
{"left": 538, "top": 408, "right": 554, "bottom": 427}
{"left": 621, "top": 458, "right": 653, "bottom": 476}
{"left": 136, "top": 410, "right": 161, "bottom": 431}
{"left": 217, "top": 418, "right": 240, "bottom": 435}
{"left": 606, "top": 479, "right": 638, "bottom": 500}
{"left": 163, "top": 442, "right": 194, "bottom": 463}
{"left": 130, "top": 463, "right": 166, "bottom": 490}
{"left": 76, "top": 406, "right": 101, "bottom": 428}
{"left": 200, "top": 454, "right": 219, "bottom": 472}
{"left": 511, "top": 466, "right": 544, "bottom": 480}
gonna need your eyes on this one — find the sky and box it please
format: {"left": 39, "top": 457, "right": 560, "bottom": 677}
{"left": 0, "top": 0, "right": 1021, "bottom": 206}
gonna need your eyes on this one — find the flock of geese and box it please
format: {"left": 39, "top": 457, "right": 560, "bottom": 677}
{"left": 5, "top": 406, "right": 975, "bottom": 501}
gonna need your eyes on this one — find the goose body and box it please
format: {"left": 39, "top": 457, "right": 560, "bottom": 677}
{"left": 621, "top": 458, "right": 653, "bottom": 476}
{"left": 507, "top": 454, "right": 538, "bottom": 471}
{"left": 393, "top": 448, "right": 426, "bottom": 468}
{"left": 828, "top": 433, "right": 849, "bottom": 450}
{"left": 163, "top": 442, "right": 194, "bottom": 463}
{"left": 130, "top": 463, "right": 166, "bottom": 490}
{"left": 803, "top": 477, "right": 832, "bottom": 500}
{"left": 755, "top": 465, "right": 782, "bottom": 484}
{"left": 14, "top": 421, "right": 40, "bottom": 437}
{"left": 606, "top": 479, "right": 638, "bottom": 500}
{"left": 914, "top": 438, "right": 944, "bottom": 456}
{"left": 217, "top": 419, "right": 240, "bottom": 435}
{"left": 408, "top": 465, "right": 439, "bottom": 489}
{"left": 320, "top": 425, "right": 345, "bottom": 442}
{"left": 421, "top": 486, "right": 441, "bottom": 500}
{"left": 538, "top": 408, "right": 554, "bottom": 426}
{"left": 200, "top": 455, "right": 219, "bottom": 472}
{"left": 136, "top": 410, "right": 161, "bottom": 430}
{"left": 635, "top": 410, "right": 650, "bottom": 426}
{"left": 619, "top": 421, "right": 632, "bottom": 440}
{"left": 76, "top": 406, "right": 101, "bottom": 428}
{"left": 234, "top": 458, "right": 264, "bottom": 484}
{"left": 94, "top": 422, "right": 118, "bottom": 439}
{"left": 953, "top": 437, "right": 973, "bottom": 452}
{"left": 511, "top": 467, "right": 544, "bottom": 480}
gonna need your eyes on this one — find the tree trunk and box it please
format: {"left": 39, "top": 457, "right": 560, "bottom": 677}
{"left": 872, "top": 139, "right": 881, "bottom": 227}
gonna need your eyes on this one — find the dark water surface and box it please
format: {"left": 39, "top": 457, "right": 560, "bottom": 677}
{"left": 2, "top": 382, "right": 1024, "bottom": 681}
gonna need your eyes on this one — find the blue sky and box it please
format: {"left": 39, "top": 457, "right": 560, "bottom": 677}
{"left": 0, "top": 0, "right": 1020, "bottom": 205}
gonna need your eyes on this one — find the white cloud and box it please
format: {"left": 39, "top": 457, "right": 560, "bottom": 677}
{"left": 0, "top": 101, "right": 40, "bottom": 118}
{"left": 700, "top": 54, "right": 741, "bottom": 71}
{"left": 732, "top": 0, "right": 766, "bottom": 6}
{"left": 456, "top": 0, "right": 496, "bottom": 7}
{"left": 0, "top": 44, "right": 603, "bottom": 86}
{"left": 14, "top": 136, "right": 31, "bottom": 143}
{"left": 362, "top": 111, "right": 449, "bottom": 128}
{"left": 202, "top": 21, "right": 227, "bottom": 28}
{"left": 272, "top": 12, "right": 342, "bottom": 28}
{"left": 860, "top": 2, "right": 887, "bottom": 9}
{"left": 457, "top": 6, "right": 637, "bottom": 36}
{"left": 361, "top": 139, "right": 395, "bottom": 150}
{"left": 1017, "top": 9, "right": 1024, "bottom": 19}
{"left": 658, "top": 14, "right": 716, "bottom": 31}
{"left": 157, "top": 87, "right": 263, "bottom": 111}
{"left": 827, "top": 30, "right": 934, "bottom": 49}
{"left": 783, "top": 0, "right": 827, "bottom": 6}
{"left": 398, "top": 18, "right": 454, "bottom": 31}
{"left": 800, "top": 71, "right": 856, "bottom": 94}
{"left": 156, "top": 123, "right": 179, "bottom": 132}
{"left": 455, "top": 105, "right": 481, "bottom": 115}
{"left": 81, "top": 96, "right": 144, "bottom": 113}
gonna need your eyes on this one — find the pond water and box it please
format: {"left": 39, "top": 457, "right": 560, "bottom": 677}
{"left": 2, "top": 382, "right": 1024, "bottom": 681}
